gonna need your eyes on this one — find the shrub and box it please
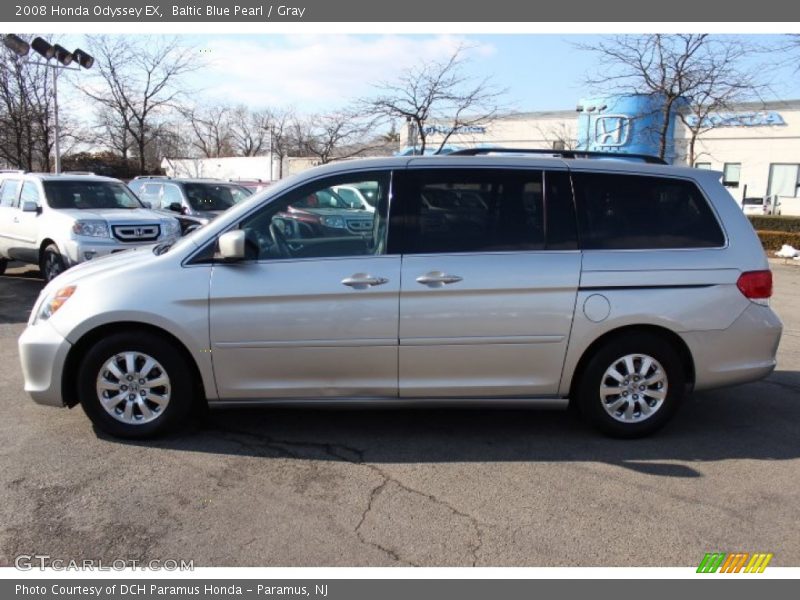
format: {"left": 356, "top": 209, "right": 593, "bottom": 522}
{"left": 748, "top": 215, "right": 800, "bottom": 234}
{"left": 756, "top": 230, "right": 800, "bottom": 252}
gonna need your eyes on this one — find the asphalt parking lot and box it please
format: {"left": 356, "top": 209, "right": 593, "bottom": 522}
{"left": 0, "top": 261, "right": 798, "bottom": 568}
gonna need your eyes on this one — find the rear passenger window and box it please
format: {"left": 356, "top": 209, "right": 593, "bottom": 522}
{"left": 398, "top": 169, "right": 548, "bottom": 254}
{"left": 572, "top": 173, "right": 725, "bottom": 250}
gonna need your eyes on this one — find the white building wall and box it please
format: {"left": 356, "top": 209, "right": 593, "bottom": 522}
{"left": 161, "top": 155, "right": 275, "bottom": 181}
{"left": 401, "top": 110, "right": 579, "bottom": 150}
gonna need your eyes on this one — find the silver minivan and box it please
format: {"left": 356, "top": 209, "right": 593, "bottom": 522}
{"left": 18, "top": 152, "right": 783, "bottom": 439}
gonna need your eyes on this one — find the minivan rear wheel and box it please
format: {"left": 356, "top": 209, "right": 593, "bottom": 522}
{"left": 575, "top": 332, "right": 686, "bottom": 438}
{"left": 77, "top": 331, "right": 193, "bottom": 439}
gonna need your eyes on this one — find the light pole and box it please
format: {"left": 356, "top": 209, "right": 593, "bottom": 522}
{"left": 2, "top": 35, "right": 94, "bottom": 174}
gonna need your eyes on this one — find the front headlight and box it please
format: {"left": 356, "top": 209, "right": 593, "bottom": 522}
{"left": 320, "top": 215, "right": 346, "bottom": 229}
{"left": 72, "top": 220, "right": 109, "bottom": 238}
{"left": 162, "top": 218, "right": 180, "bottom": 237}
{"left": 33, "top": 285, "right": 76, "bottom": 324}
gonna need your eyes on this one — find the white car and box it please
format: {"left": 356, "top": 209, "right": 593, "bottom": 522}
{"left": 742, "top": 196, "right": 781, "bottom": 216}
{"left": 0, "top": 173, "right": 180, "bottom": 281}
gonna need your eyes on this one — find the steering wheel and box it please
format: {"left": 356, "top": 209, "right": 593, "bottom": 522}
{"left": 269, "top": 221, "right": 292, "bottom": 258}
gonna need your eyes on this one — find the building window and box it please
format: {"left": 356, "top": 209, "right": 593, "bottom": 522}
{"left": 552, "top": 140, "right": 566, "bottom": 151}
{"left": 768, "top": 164, "right": 800, "bottom": 198}
{"left": 723, "top": 163, "right": 741, "bottom": 188}
{"left": 695, "top": 162, "right": 712, "bottom": 169}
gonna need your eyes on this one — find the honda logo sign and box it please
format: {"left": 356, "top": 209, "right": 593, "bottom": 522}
{"left": 594, "top": 115, "right": 630, "bottom": 147}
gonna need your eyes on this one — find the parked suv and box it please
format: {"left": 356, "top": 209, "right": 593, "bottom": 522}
{"left": 272, "top": 185, "right": 375, "bottom": 240}
{"left": 128, "top": 177, "right": 252, "bottom": 234}
{"left": 18, "top": 151, "right": 782, "bottom": 439}
{"left": 0, "top": 173, "right": 180, "bottom": 281}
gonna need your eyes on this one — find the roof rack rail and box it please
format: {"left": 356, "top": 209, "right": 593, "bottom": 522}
{"left": 131, "top": 175, "right": 171, "bottom": 180}
{"left": 62, "top": 171, "right": 96, "bottom": 175}
{"left": 445, "top": 147, "right": 667, "bottom": 165}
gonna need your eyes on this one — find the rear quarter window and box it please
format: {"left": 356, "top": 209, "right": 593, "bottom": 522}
{"left": 571, "top": 172, "right": 725, "bottom": 250}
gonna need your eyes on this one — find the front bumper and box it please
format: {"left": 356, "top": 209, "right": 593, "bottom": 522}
{"left": 61, "top": 236, "right": 179, "bottom": 266}
{"left": 682, "top": 302, "right": 783, "bottom": 391}
{"left": 18, "top": 320, "right": 72, "bottom": 407}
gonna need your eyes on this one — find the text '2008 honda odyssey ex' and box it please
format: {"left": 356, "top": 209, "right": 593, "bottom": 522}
{"left": 18, "top": 150, "right": 782, "bottom": 439}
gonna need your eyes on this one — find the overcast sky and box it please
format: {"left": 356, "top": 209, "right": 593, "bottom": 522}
{"left": 55, "top": 34, "right": 800, "bottom": 118}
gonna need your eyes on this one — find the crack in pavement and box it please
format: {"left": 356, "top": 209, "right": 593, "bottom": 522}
{"left": 207, "top": 426, "right": 485, "bottom": 566}
{"left": 353, "top": 478, "right": 410, "bottom": 565}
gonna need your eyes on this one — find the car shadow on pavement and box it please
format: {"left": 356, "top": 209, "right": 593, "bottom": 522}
{"left": 0, "top": 268, "right": 44, "bottom": 324}
{"left": 100, "top": 369, "right": 800, "bottom": 478}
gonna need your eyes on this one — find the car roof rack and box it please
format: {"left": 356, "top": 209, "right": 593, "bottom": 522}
{"left": 62, "top": 171, "right": 96, "bottom": 175}
{"left": 444, "top": 147, "right": 667, "bottom": 165}
{"left": 132, "top": 175, "right": 171, "bottom": 180}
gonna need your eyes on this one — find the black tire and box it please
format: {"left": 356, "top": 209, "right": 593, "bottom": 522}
{"left": 0, "top": 258, "right": 7, "bottom": 276}
{"left": 78, "top": 331, "right": 195, "bottom": 439}
{"left": 41, "top": 243, "right": 66, "bottom": 282}
{"left": 574, "top": 332, "right": 686, "bottom": 438}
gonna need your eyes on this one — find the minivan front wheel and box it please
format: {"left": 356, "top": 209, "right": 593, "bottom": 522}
{"left": 78, "top": 332, "right": 193, "bottom": 438}
{"left": 575, "top": 332, "right": 686, "bottom": 438}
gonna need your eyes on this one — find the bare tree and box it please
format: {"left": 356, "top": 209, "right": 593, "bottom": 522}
{"left": 228, "top": 105, "right": 272, "bottom": 157}
{"left": 577, "top": 34, "right": 764, "bottom": 161}
{"left": 181, "top": 103, "right": 233, "bottom": 158}
{"left": 92, "top": 104, "right": 134, "bottom": 160}
{"left": 81, "top": 35, "right": 197, "bottom": 173}
{"left": 363, "top": 46, "right": 505, "bottom": 155}
{"left": 0, "top": 39, "right": 60, "bottom": 171}
{"left": 292, "top": 111, "right": 377, "bottom": 165}
{"left": 268, "top": 108, "right": 294, "bottom": 177}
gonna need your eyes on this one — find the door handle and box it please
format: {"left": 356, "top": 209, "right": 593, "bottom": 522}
{"left": 341, "top": 273, "right": 389, "bottom": 290}
{"left": 12, "top": 217, "right": 19, "bottom": 223}
{"left": 416, "top": 271, "right": 463, "bottom": 287}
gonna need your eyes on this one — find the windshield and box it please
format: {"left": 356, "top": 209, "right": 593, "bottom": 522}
{"left": 183, "top": 183, "right": 251, "bottom": 211}
{"left": 43, "top": 180, "right": 143, "bottom": 210}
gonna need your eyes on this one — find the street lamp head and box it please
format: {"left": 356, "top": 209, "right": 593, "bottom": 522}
{"left": 72, "top": 48, "right": 94, "bottom": 69}
{"left": 31, "top": 37, "right": 55, "bottom": 60}
{"left": 2, "top": 34, "right": 30, "bottom": 57}
{"left": 53, "top": 44, "right": 73, "bottom": 66}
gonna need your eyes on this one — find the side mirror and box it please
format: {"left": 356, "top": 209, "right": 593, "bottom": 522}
{"left": 169, "top": 202, "right": 184, "bottom": 213}
{"left": 218, "top": 230, "right": 246, "bottom": 261}
{"left": 21, "top": 201, "right": 39, "bottom": 213}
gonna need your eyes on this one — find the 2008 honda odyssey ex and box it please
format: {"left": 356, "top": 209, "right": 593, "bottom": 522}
{"left": 18, "top": 150, "right": 783, "bottom": 439}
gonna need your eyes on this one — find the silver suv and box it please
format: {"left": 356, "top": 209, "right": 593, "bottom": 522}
{"left": 0, "top": 173, "right": 181, "bottom": 281}
{"left": 18, "top": 152, "right": 783, "bottom": 439}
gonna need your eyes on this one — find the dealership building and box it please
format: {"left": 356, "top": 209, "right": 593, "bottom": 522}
{"left": 404, "top": 98, "right": 800, "bottom": 215}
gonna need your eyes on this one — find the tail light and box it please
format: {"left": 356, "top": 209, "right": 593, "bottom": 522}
{"left": 737, "top": 270, "right": 773, "bottom": 300}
